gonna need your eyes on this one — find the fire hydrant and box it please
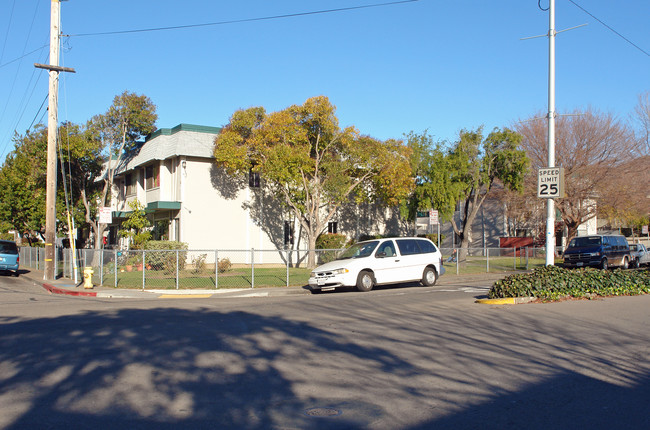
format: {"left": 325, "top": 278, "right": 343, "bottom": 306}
{"left": 83, "top": 266, "right": 94, "bottom": 289}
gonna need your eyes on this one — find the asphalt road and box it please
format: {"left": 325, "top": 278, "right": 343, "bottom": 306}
{"left": 1, "top": 273, "right": 649, "bottom": 429}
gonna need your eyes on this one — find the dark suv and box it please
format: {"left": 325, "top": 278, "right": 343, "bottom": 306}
{"left": 562, "top": 234, "right": 630, "bottom": 270}
{"left": 0, "top": 240, "right": 19, "bottom": 276}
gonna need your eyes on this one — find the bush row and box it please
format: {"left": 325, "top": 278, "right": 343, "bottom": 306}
{"left": 488, "top": 265, "right": 650, "bottom": 301}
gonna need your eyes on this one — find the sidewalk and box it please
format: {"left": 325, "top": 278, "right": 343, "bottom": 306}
{"left": 20, "top": 267, "right": 513, "bottom": 300}
{"left": 20, "top": 268, "right": 312, "bottom": 299}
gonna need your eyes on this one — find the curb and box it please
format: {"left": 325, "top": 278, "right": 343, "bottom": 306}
{"left": 475, "top": 297, "right": 537, "bottom": 305}
{"left": 42, "top": 283, "right": 98, "bottom": 297}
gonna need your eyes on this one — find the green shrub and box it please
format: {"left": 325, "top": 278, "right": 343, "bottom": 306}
{"left": 488, "top": 265, "right": 650, "bottom": 301}
{"left": 316, "top": 233, "right": 348, "bottom": 249}
{"left": 358, "top": 234, "right": 384, "bottom": 242}
{"left": 144, "top": 240, "right": 188, "bottom": 273}
{"left": 316, "top": 233, "right": 348, "bottom": 264}
{"left": 418, "top": 233, "right": 445, "bottom": 244}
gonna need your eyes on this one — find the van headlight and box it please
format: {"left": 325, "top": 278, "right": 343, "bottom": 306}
{"left": 311, "top": 268, "right": 349, "bottom": 277}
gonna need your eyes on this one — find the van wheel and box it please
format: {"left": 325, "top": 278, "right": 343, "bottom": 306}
{"left": 600, "top": 258, "right": 608, "bottom": 270}
{"left": 421, "top": 266, "right": 438, "bottom": 286}
{"left": 622, "top": 257, "right": 629, "bottom": 270}
{"left": 356, "top": 271, "right": 374, "bottom": 292}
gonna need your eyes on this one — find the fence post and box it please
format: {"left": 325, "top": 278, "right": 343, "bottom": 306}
{"left": 251, "top": 248, "right": 255, "bottom": 289}
{"left": 456, "top": 251, "right": 459, "bottom": 275}
{"left": 525, "top": 247, "right": 529, "bottom": 270}
{"left": 215, "top": 250, "right": 219, "bottom": 289}
{"left": 114, "top": 249, "right": 118, "bottom": 289}
{"left": 513, "top": 247, "right": 516, "bottom": 271}
{"left": 143, "top": 250, "right": 147, "bottom": 289}
{"left": 176, "top": 249, "right": 179, "bottom": 290}
{"left": 286, "top": 248, "right": 290, "bottom": 287}
{"left": 141, "top": 250, "right": 146, "bottom": 290}
{"left": 486, "top": 248, "right": 490, "bottom": 273}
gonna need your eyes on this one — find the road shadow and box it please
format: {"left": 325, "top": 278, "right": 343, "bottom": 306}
{"left": 0, "top": 307, "right": 406, "bottom": 429}
{"left": 410, "top": 371, "right": 650, "bottom": 429}
{"left": 2, "top": 293, "right": 649, "bottom": 429}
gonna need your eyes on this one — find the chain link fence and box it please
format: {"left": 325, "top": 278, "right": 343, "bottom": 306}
{"left": 19, "top": 246, "right": 562, "bottom": 289}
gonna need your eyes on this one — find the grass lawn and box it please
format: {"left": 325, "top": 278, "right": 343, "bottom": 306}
{"left": 101, "top": 267, "right": 313, "bottom": 289}
{"left": 97, "top": 256, "right": 548, "bottom": 289}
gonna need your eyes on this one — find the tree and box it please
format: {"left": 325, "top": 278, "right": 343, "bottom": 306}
{"left": 407, "top": 128, "right": 529, "bottom": 258}
{"left": 119, "top": 199, "right": 151, "bottom": 249}
{"left": 0, "top": 126, "right": 48, "bottom": 243}
{"left": 633, "top": 90, "right": 650, "bottom": 156}
{"left": 214, "top": 96, "right": 414, "bottom": 267}
{"left": 0, "top": 122, "right": 105, "bottom": 245}
{"left": 56, "top": 121, "right": 104, "bottom": 243}
{"left": 515, "top": 108, "right": 636, "bottom": 242}
{"left": 84, "top": 91, "right": 157, "bottom": 249}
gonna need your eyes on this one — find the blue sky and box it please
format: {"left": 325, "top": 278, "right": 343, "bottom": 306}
{"left": 1, "top": 0, "right": 648, "bottom": 163}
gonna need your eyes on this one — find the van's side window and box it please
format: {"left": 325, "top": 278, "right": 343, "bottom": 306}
{"left": 376, "top": 241, "right": 397, "bottom": 258}
{"left": 396, "top": 239, "right": 420, "bottom": 255}
{"left": 416, "top": 240, "right": 437, "bottom": 253}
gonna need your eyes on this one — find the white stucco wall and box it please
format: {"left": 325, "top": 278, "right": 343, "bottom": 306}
{"left": 178, "top": 159, "right": 282, "bottom": 262}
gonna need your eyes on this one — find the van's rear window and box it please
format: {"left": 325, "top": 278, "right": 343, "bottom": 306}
{"left": 0, "top": 242, "right": 18, "bottom": 254}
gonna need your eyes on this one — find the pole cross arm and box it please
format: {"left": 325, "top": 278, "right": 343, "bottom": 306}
{"left": 34, "top": 63, "right": 76, "bottom": 73}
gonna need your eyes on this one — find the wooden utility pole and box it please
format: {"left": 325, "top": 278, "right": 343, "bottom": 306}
{"left": 36, "top": 0, "right": 75, "bottom": 280}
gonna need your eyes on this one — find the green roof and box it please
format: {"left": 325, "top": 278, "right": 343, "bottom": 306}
{"left": 146, "top": 123, "right": 222, "bottom": 141}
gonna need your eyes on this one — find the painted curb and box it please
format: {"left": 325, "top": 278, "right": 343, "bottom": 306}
{"left": 43, "top": 283, "right": 98, "bottom": 297}
{"left": 475, "top": 297, "right": 537, "bottom": 305}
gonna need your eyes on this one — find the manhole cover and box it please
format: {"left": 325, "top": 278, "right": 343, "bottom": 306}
{"left": 304, "top": 407, "right": 342, "bottom": 417}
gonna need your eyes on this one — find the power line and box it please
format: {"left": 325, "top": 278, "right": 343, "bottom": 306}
{"left": 567, "top": 0, "right": 649, "bottom": 57}
{"left": 67, "top": 0, "right": 420, "bottom": 37}
{"left": 0, "top": 45, "right": 49, "bottom": 70}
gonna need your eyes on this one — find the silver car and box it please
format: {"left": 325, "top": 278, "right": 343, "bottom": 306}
{"left": 629, "top": 243, "right": 650, "bottom": 268}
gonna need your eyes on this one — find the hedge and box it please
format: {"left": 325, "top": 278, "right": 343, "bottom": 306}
{"left": 488, "top": 265, "right": 650, "bottom": 301}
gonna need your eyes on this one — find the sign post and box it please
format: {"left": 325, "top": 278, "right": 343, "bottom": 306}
{"left": 429, "top": 209, "right": 440, "bottom": 249}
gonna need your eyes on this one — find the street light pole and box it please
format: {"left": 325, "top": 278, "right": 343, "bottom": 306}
{"left": 545, "top": 0, "right": 557, "bottom": 266}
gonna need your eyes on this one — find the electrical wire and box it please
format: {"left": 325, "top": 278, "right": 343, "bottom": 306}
{"left": 567, "top": 0, "right": 649, "bottom": 57}
{"left": 67, "top": 0, "right": 420, "bottom": 37}
{"left": 0, "top": 45, "right": 49, "bottom": 70}
{"left": 538, "top": 0, "right": 549, "bottom": 12}
{"left": 0, "top": 0, "right": 17, "bottom": 64}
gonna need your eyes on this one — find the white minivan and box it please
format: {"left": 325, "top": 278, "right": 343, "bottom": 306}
{"left": 308, "top": 237, "right": 445, "bottom": 292}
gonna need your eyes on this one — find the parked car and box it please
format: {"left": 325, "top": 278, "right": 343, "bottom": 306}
{"left": 629, "top": 243, "right": 650, "bottom": 268}
{"left": 562, "top": 234, "right": 630, "bottom": 270}
{"left": 308, "top": 237, "right": 445, "bottom": 292}
{"left": 0, "top": 240, "right": 19, "bottom": 276}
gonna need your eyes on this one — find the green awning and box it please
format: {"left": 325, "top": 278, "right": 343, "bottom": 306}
{"left": 146, "top": 201, "right": 181, "bottom": 211}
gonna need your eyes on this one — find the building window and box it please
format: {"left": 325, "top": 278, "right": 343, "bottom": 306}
{"left": 145, "top": 164, "right": 160, "bottom": 190}
{"left": 249, "top": 169, "right": 260, "bottom": 188}
{"left": 328, "top": 222, "right": 338, "bottom": 234}
{"left": 125, "top": 173, "right": 136, "bottom": 196}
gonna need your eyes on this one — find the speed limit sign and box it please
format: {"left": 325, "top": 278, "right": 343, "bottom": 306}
{"left": 537, "top": 167, "right": 565, "bottom": 198}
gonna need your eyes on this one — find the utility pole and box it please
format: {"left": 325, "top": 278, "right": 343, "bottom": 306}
{"left": 545, "top": 0, "right": 556, "bottom": 266}
{"left": 35, "top": 0, "right": 75, "bottom": 280}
